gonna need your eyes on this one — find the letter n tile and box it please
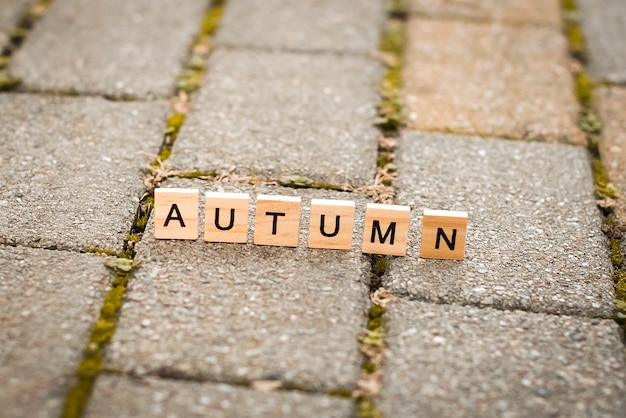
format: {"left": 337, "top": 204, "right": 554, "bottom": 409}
{"left": 420, "top": 209, "right": 468, "bottom": 260}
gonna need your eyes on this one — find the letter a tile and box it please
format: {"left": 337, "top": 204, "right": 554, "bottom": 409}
{"left": 254, "top": 195, "right": 301, "bottom": 247}
{"left": 362, "top": 203, "right": 410, "bottom": 256}
{"left": 308, "top": 199, "right": 355, "bottom": 250}
{"left": 420, "top": 209, "right": 468, "bottom": 260}
{"left": 154, "top": 188, "right": 199, "bottom": 240}
{"left": 204, "top": 192, "right": 250, "bottom": 243}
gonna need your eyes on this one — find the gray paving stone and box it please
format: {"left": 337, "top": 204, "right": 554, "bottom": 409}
{"left": 385, "top": 132, "right": 614, "bottom": 317}
{"left": 579, "top": 0, "right": 626, "bottom": 83}
{"left": 10, "top": 0, "right": 207, "bottom": 98}
{"left": 0, "top": 94, "right": 168, "bottom": 252}
{"left": 172, "top": 48, "right": 382, "bottom": 186}
{"left": 216, "top": 0, "right": 384, "bottom": 54}
{"left": 106, "top": 180, "right": 372, "bottom": 392}
{"left": 0, "top": 0, "right": 28, "bottom": 29}
{"left": 380, "top": 299, "right": 626, "bottom": 418}
{"left": 0, "top": 245, "right": 110, "bottom": 418}
{"left": 86, "top": 375, "right": 354, "bottom": 418}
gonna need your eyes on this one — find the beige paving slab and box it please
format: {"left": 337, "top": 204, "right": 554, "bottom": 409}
{"left": 403, "top": 18, "right": 584, "bottom": 144}
{"left": 86, "top": 375, "right": 354, "bottom": 418}
{"left": 380, "top": 299, "right": 626, "bottom": 417}
{"left": 595, "top": 86, "right": 626, "bottom": 203}
{"left": 0, "top": 245, "right": 110, "bottom": 418}
{"left": 105, "top": 180, "right": 371, "bottom": 392}
{"left": 410, "top": 0, "right": 561, "bottom": 26}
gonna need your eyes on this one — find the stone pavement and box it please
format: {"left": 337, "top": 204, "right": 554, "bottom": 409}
{"left": 1, "top": 1, "right": 625, "bottom": 417}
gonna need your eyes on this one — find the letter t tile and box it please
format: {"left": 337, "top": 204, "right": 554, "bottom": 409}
{"left": 254, "top": 195, "right": 301, "bottom": 247}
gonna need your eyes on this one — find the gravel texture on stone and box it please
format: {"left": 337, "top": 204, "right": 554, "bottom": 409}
{"left": 0, "top": 94, "right": 168, "bottom": 252}
{"left": 0, "top": 0, "right": 28, "bottom": 29}
{"left": 215, "top": 0, "right": 384, "bottom": 54}
{"left": 171, "top": 48, "right": 381, "bottom": 186}
{"left": 409, "top": 0, "right": 561, "bottom": 26}
{"left": 86, "top": 375, "right": 354, "bottom": 418}
{"left": 10, "top": 0, "right": 207, "bottom": 98}
{"left": 385, "top": 132, "right": 614, "bottom": 317}
{"left": 579, "top": 0, "right": 626, "bottom": 83}
{"left": 403, "top": 18, "right": 584, "bottom": 144}
{"left": 0, "top": 245, "right": 110, "bottom": 418}
{"left": 379, "top": 299, "right": 626, "bottom": 418}
{"left": 106, "top": 180, "right": 372, "bottom": 392}
{"left": 595, "top": 87, "right": 626, "bottom": 206}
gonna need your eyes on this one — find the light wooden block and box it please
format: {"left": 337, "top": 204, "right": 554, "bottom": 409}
{"left": 204, "top": 192, "right": 250, "bottom": 243}
{"left": 154, "top": 188, "right": 199, "bottom": 240}
{"left": 254, "top": 195, "right": 301, "bottom": 247}
{"left": 362, "top": 203, "right": 410, "bottom": 256}
{"left": 308, "top": 199, "right": 355, "bottom": 250}
{"left": 420, "top": 209, "right": 468, "bottom": 260}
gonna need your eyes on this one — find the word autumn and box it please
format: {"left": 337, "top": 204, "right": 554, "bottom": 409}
{"left": 154, "top": 188, "right": 469, "bottom": 260}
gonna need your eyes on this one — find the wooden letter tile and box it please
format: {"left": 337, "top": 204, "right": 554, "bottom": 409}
{"left": 362, "top": 203, "right": 410, "bottom": 256}
{"left": 308, "top": 199, "right": 355, "bottom": 250}
{"left": 420, "top": 209, "right": 468, "bottom": 260}
{"left": 254, "top": 194, "right": 301, "bottom": 247}
{"left": 204, "top": 192, "right": 250, "bottom": 243}
{"left": 154, "top": 188, "right": 199, "bottom": 240}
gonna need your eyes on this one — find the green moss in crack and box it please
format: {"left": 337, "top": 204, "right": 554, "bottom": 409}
{"left": 357, "top": 396, "right": 384, "bottom": 418}
{"left": 615, "top": 270, "right": 626, "bottom": 300}
{"left": 176, "top": 169, "right": 220, "bottom": 179}
{"left": 578, "top": 110, "right": 603, "bottom": 135}
{"left": 372, "top": 255, "right": 387, "bottom": 277}
{"left": 200, "top": 1, "right": 226, "bottom": 36}
{"left": 0, "top": 70, "right": 21, "bottom": 91}
{"left": 362, "top": 362, "right": 377, "bottom": 374}
{"left": 592, "top": 159, "right": 618, "bottom": 199}
{"left": 610, "top": 239, "right": 623, "bottom": 267}
{"left": 328, "top": 389, "right": 354, "bottom": 398}
{"left": 561, "top": 0, "right": 588, "bottom": 63}
{"left": 165, "top": 113, "right": 186, "bottom": 136}
{"left": 83, "top": 247, "right": 118, "bottom": 257}
{"left": 574, "top": 71, "right": 593, "bottom": 108}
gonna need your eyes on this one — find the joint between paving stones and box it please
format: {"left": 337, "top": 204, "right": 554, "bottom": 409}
{"left": 354, "top": 3, "right": 410, "bottom": 415}
{"left": 0, "top": 0, "right": 53, "bottom": 90}
{"left": 105, "top": 367, "right": 354, "bottom": 399}
{"left": 560, "top": 0, "right": 626, "bottom": 343}
{"left": 60, "top": 2, "right": 230, "bottom": 416}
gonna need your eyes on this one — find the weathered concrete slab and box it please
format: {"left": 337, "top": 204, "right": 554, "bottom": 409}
{"left": 595, "top": 87, "right": 626, "bottom": 205}
{"left": 385, "top": 132, "right": 614, "bottom": 317}
{"left": 86, "top": 375, "right": 354, "bottom": 417}
{"left": 410, "top": 0, "right": 561, "bottom": 27}
{"left": 403, "top": 18, "right": 584, "bottom": 144}
{"left": 0, "top": 94, "right": 168, "bottom": 252}
{"left": 172, "top": 48, "right": 382, "bottom": 186}
{"left": 380, "top": 299, "right": 626, "bottom": 417}
{"left": 579, "top": 0, "right": 626, "bottom": 83}
{"left": 0, "top": 0, "right": 28, "bottom": 29}
{"left": 0, "top": 245, "right": 110, "bottom": 418}
{"left": 216, "top": 0, "right": 384, "bottom": 54}
{"left": 10, "top": 0, "right": 207, "bottom": 98}
{"left": 105, "top": 180, "right": 371, "bottom": 392}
